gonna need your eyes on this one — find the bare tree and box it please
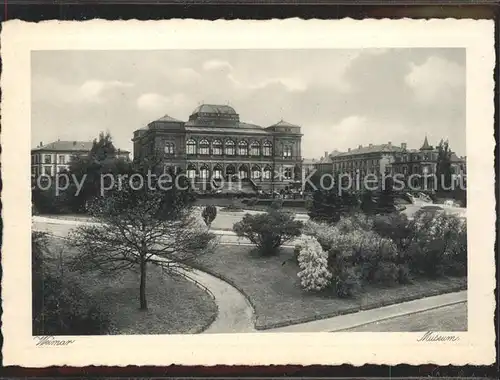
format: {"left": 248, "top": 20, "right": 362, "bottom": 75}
{"left": 68, "top": 175, "right": 216, "bottom": 311}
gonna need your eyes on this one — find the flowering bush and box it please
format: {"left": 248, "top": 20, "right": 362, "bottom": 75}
{"left": 409, "top": 211, "right": 467, "bottom": 277}
{"left": 297, "top": 236, "right": 332, "bottom": 291}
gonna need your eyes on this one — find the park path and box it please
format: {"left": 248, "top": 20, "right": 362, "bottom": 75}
{"left": 32, "top": 216, "right": 256, "bottom": 334}
{"left": 33, "top": 215, "right": 466, "bottom": 334}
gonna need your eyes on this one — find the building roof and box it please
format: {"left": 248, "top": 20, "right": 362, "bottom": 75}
{"left": 420, "top": 136, "right": 433, "bottom": 150}
{"left": 269, "top": 120, "right": 300, "bottom": 128}
{"left": 32, "top": 140, "right": 94, "bottom": 152}
{"left": 334, "top": 143, "right": 404, "bottom": 157}
{"left": 192, "top": 104, "right": 237, "bottom": 115}
{"left": 155, "top": 114, "right": 182, "bottom": 123}
{"left": 184, "top": 126, "right": 271, "bottom": 135}
{"left": 450, "top": 152, "right": 465, "bottom": 163}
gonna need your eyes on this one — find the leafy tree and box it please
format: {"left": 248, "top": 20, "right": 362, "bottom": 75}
{"left": 436, "top": 139, "right": 453, "bottom": 191}
{"left": 32, "top": 232, "right": 110, "bottom": 335}
{"left": 202, "top": 205, "right": 217, "bottom": 228}
{"left": 373, "top": 177, "right": 396, "bottom": 214}
{"left": 65, "top": 132, "right": 131, "bottom": 213}
{"left": 68, "top": 170, "right": 216, "bottom": 311}
{"left": 360, "top": 190, "right": 376, "bottom": 215}
{"left": 233, "top": 209, "right": 303, "bottom": 255}
{"left": 308, "top": 187, "right": 358, "bottom": 224}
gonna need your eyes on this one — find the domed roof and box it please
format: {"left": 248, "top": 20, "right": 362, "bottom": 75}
{"left": 192, "top": 104, "right": 237, "bottom": 115}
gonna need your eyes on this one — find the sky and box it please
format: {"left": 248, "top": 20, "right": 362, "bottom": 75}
{"left": 32, "top": 48, "right": 466, "bottom": 158}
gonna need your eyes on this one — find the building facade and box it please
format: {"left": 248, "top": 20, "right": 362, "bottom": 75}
{"left": 387, "top": 137, "right": 466, "bottom": 189}
{"left": 314, "top": 137, "right": 466, "bottom": 191}
{"left": 31, "top": 140, "right": 130, "bottom": 177}
{"left": 318, "top": 142, "right": 405, "bottom": 180}
{"left": 132, "top": 104, "right": 303, "bottom": 191}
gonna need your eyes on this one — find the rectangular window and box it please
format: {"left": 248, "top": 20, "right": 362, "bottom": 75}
{"left": 58, "top": 155, "right": 65, "bottom": 164}
{"left": 44, "top": 166, "right": 52, "bottom": 175}
{"left": 283, "top": 146, "right": 292, "bottom": 158}
{"left": 44, "top": 154, "right": 52, "bottom": 164}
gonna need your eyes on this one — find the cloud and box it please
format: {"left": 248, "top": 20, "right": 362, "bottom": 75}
{"left": 228, "top": 74, "right": 307, "bottom": 92}
{"left": 76, "top": 80, "right": 134, "bottom": 103}
{"left": 202, "top": 59, "right": 233, "bottom": 72}
{"left": 163, "top": 67, "right": 202, "bottom": 84}
{"left": 405, "top": 56, "right": 465, "bottom": 105}
{"left": 136, "top": 93, "right": 189, "bottom": 112}
{"left": 32, "top": 76, "right": 134, "bottom": 105}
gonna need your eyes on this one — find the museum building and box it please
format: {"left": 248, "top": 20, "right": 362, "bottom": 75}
{"left": 132, "top": 104, "right": 303, "bottom": 191}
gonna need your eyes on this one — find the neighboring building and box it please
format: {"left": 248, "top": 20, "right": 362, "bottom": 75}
{"left": 132, "top": 104, "right": 303, "bottom": 191}
{"left": 387, "top": 137, "right": 466, "bottom": 189}
{"left": 327, "top": 142, "right": 405, "bottom": 179}
{"left": 31, "top": 140, "right": 130, "bottom": 177}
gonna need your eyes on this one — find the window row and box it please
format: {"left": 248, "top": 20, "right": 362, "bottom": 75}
{"left": 185, "top": 164, "right": 275, "bottom": 180}
{"left": 31, "top": 154, "right": 68, "bottom": 164}
{"left": 186, "top": 139, "right": 273, "bottom": 157}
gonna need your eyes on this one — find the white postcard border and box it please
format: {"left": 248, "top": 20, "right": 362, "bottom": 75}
{"left": 1, "top": 19, "right": 495, "bottom": 366}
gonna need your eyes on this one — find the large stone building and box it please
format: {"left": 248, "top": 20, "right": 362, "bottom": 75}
{"left": 315, "top": 137, "right": 466, "bottom": 191}
{"left": 387, "top": 137, "right": 466, "bottom": 189}
{"left": 132, "top": 104, "right": 303, "bottom": 191}
{"left": 31, "top": 140, "right": 130, "bottom": 177}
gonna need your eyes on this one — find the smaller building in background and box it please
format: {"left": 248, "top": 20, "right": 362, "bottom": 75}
{"left": 31, "top": 140, "right": 130, "bottom": 177}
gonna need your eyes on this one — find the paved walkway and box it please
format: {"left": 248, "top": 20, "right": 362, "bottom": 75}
{"left": 32, "top": 215, "right": 466, "bottom": 334}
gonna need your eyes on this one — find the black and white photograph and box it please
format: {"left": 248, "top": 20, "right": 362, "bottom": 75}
{"left": 1, "top": 19, "right": 495, "bottom": 366}
{"left": 30, "top": 48, "right": 468, "bottom": 336}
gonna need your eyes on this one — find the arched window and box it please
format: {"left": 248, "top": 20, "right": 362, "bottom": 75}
{"left": 212, "top": 139, "right": 222, "bottom": 155}
{"left": 250, "top": 141, "right": 260, "bottom": 156}
{"left": 199, "top": 139, "right": 210, "bottom": 155}
{"left": 186, "top": 163, "right": 197, "bottom": 179}
{"left": 213, "top": 164, "right": 223, "bottom": 179}
{"left": 251, "top": 165, "right": 261, "bottom": 179}
{"left": 164, "top": 142, "right": 175, "bottom": 155}
{"left": 225, "top": 139, "right": 235, "bottom": 156}
{"left": 239, "top": 164, "right": 249, "bottom": 179}
{"left": 186, "top": 139, "right": 196, "bottom": 155}
{"left": 238, "top": 140, "right": 248, "bottom": 156}
{"left": 263, "top": 140, "right": 272, "bottom": 156}
{"left": 226, "top": 164, "right": 236, "bottom": 176}
{"left": 200, "top": 165, "right": 210, "bottom": 180}
{"left": 283, "top": 145, "right": 292, "bottom": 158}
{"left": 263, "top": 165, "right": 273, "bottom": 180}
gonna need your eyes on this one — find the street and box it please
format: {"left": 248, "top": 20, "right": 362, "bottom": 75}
{"left": 341, "top": 302, "right": 467, "bottom": 332}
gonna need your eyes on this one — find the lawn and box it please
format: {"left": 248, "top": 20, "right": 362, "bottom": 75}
{"left": 193, "top": 245, "right": 467, "bottom": 330}
{"left": 42, "top": 237, "right": 218, "bottom": 334}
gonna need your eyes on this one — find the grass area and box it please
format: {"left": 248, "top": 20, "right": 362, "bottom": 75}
{"left": 193, "top": 245, "right": 467, "bottom": 330}
{"left": 44, "top": 238, "right": 218, "bottom": 334}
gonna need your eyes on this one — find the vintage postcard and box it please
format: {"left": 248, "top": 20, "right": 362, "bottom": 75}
{"left": 1, "top": 19, "right": 495, "bottom": 366}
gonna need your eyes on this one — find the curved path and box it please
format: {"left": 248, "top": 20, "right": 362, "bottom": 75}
{"left": 32, "top": 216, "right": 256, "bottom": 334}
{"left": 33, "top": 215, "right": 466, "bottom": 333}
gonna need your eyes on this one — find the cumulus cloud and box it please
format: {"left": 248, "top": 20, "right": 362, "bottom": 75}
{"left": 163, "top": 67, "right": 201, "bottom": 84}
{"left": 136, "top": 93, "right": 189, "bottom": 112}
{"left": 76, "top": 80, "right": 134, "bottom": 103}
{"left": 202, "top": 59, "right": 233, "bottom": 72}
{"left": 405, "top": 56, "right": 465, "bottom": 105}
{"left": 32, "top": 77, "right": 134, "bottom": 104}
{"left": 228, "top": 74, "right": 307, "bottom": 92}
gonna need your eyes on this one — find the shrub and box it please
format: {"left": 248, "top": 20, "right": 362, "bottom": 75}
{"left": 233, "top": 209, "right": 303, "bottom": 255}
{"left": 269, "top": 198, "right": 284, "bottom": 210}
{"left": 372, "top": 213, "right": 416, "bottom": 258}
{"left": 372, "top": 262, "right": 399, "bottom": 286}
{"left": 331, "top": 266, "right": 361, "bottom": 298}
{"left": 408, "top": 211, "right": 467, "bottom": 277}
{"left": 32, "top": 234, "right": 111, "bottom": 335}
{"left": 246, "top": 197, "right": 259, "bottom": 206}
{"left": 201, "top": 205, "right": 217, "bottom": 227}
{"left": 297, "top": 236, "right": 332, "bottom": 291}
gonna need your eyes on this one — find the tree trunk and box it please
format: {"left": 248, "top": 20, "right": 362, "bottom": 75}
{"left": 139, "top": 256, "right": 147, "bottom": 311}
